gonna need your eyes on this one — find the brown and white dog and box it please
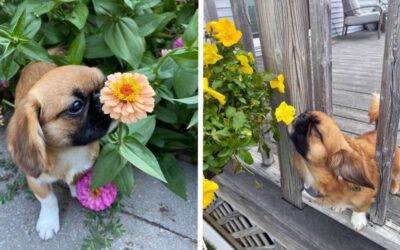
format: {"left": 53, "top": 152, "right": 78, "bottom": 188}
{"left": 7, "top": 62, "right": 116, "bottom": 240}
{"left": 289, "top": 95, "right": 400, "bottom": 230}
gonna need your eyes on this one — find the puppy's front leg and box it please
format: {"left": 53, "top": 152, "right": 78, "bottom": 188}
{"left": 27, "top": 176, "right": 60, "bottom": 240}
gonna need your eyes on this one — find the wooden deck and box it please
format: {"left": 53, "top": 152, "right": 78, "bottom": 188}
{"left": 331, "top": 31, "right": 388, "bottom": 139}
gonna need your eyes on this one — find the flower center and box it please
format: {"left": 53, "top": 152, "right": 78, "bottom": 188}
{"left": 90, "top": 188, "right": 101, "bottom": 198}
{"left": 111, "top": 75, "right": 144, "bottom": 102}
{"left": 120, "top": 84, "right": 133, "bottom": 95}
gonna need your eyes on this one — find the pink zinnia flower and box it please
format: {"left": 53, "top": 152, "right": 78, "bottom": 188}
{"left": 173, "top": 36, "right": 184, "bottom": 48}
{"left": 76, "top": 170, "right": 117, "bottom": 211}
{"left": 100, "top": 72, "right": 156, "bottom": 124}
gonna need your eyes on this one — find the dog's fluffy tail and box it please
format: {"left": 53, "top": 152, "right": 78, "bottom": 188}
{"left": 368, "top": 93, "right": 380, "bottom": 127}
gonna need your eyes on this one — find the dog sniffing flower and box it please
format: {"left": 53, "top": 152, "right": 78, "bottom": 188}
{"left": 270, "top": 74, "right": 285, "bottom": 93}
{"left": 100, "top": 73, "right": 155, "bottom": 124}
{"left": 0, "top": 106, "right": 4, "bottom": 126}
{"left": 213, "top": 18, "right": 242, "bottom": 47}
{"left": 204, "top": 43, "right": 223, "bottom": 66}
{"left": 76, "top": 170, "right": 117, "bottom": 211}
{"left": 275, "top": 101, "right": 296, "bottom": 125}
{"left": 203, "top": 176, "right": 219, "bottom": 209}
{"left": 203, "top": 78, "right": 226, "bottom": 105}
{"left": 236, "top": 54, "right": 253, "bottom": 75}
{"left": 173, "top": 36, "right": 184, "bottom": 49}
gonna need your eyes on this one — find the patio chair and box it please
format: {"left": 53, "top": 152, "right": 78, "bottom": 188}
{"left": 341, "top": 0, "right": 383, "bottom": 39}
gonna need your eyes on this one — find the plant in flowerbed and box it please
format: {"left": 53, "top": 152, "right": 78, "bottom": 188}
{"left": 202, "top": 18, "right": 295, "bottom": 208}
{"left": 0, "top": 0, "right": 198, "bottom": 248}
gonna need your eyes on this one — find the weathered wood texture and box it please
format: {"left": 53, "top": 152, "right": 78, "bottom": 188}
{"left": 309, "top": 0, "right": 333, "bottom": 115}
{"left": 254, "top": 0, "right": 313, "bottom": 208}
{"left": 214, "top": 163, "right": 385, "bottom": 250}
{"left": 370, "top": 0, "right": 400, "bottom": 225}
{"left": 229, "top": 0, "right": 255, "bottom": 55}
{"left": 205, "top": 0, "right": 218, "bottom": 22}
{"left": 242, "top": 147, "right": 400, "bottom": 249}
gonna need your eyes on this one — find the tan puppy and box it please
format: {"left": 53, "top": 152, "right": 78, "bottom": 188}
{"left": 289, "top": 95, "right": 400, "bottom": 230}
{"left": 7, "top": 62, "right": 116, "bottom": 240}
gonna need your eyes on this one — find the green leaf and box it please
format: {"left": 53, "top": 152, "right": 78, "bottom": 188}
{"left": 135, "top": 13, "right": 175, "bottom": 37}
{"left": 232, "top": 111, "right": 246, "bottom": 129}
{"left": 120, "top": 136, "right": 166, "bottom": 182}
{"left": 132, "top": 67, "right": 155, "bottom": 81}
{"left": 126, "top": 115, "right": 156, "bottom": 144}
{"left": 24, "top": 14, "right": 41, "bottom": 38}
{"left": 160, "top": 154, "right": 187, "bottom": 200}
{"left": 157, "top": 57, "right": 177, "bottom": 79}
{"left": 84, "top": 34, "right": 113, "bottom": 59}
{"left": 225, "top": 106, "right": 236, "bottom": 118}
{"left": 123, "top": 0, "right": 138, "bottom": 9}
{"left": 154, "top": 105, "right": 178, "bottom": 124}
{"left": 92, "top": 0, "right": 125, "bottom": 16}
{"left": 170, "top": 51, "right": 198, "bottom": 72}
{"left": 113, "top": 164, "right": 134, "bottom": 196}
{"left": 66, "top": 3, "right": 89, "bottom": 30}
{"left": 160, "top": 95, "right": 198, "bottom": 105}
{"left": 103, "top": 17, "right": 145, "bottom": 69}
{"left": 91, "top": 144, "right": 127, "bottom": 190}
{"left": 11, "top": 10, "right": 26, "bottom": 37}
{"left": 238, "top": 149, "right": 254, "bottom": 165}
{"left": 68, "top": 32, "right": 85, "bottom": 65}
{"left": 0, "top": 53, "right": 19, "bottom": 80}
{"left": 187, "top": 111, "right": 198, "bottom": 129}
{"left": 183, "top": 10, "right": 198, "bottom": 48}
{"left": 135, "top": 0, "right": 161, "bottom": 10}
{"left": 173, "top": 67, "right": 197, "bottom": 98}
{"left": 32, "top": 1, "right": 55, "bottom": 16}
{"left": 18, "top": 41, "right": 51, "bottom": 62}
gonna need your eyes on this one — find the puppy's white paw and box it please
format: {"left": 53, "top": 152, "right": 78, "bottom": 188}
{"left": 36, "top": 193, "right": 60, "bottom": 240}
{"left": 331, "top": 204, "right": 348, "bottom": 213}
{"left": 36, "top": 213, "right": 60, "bottom": 240}
{"left": 69, "top": 184, "right": 77, "bottom": 198}
{"left": 351, "top": 211, "right": 368, "bottom": 231}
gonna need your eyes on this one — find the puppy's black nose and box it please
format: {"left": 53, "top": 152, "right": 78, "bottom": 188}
{"left": 93, "top": 93, "right": 102, "bottom": 110}
{"left": 296, "top": 112, "right": 308, "bottom": 120}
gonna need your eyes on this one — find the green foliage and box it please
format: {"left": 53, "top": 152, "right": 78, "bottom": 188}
{"left": 203, "top": 24, "right": 279, "bottom": 174}
{"left": 82, "top": 196, "right": 125, "bottom": 250}
{"left": 0, "top": 0, "right": 198, "bottom": 199}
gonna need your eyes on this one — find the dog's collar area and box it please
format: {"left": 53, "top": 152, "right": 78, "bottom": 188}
{"left": 304, "top": 186, "right": 324, "bottom": 198}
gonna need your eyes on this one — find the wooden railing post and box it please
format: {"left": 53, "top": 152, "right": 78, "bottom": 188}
{"left": 205, "top": 0, "right": 218, "bottom": 22}
{"left": 229, "top": 0, "right": 255, "bottom": 55}
{"left": 309, "top": 0, "right": 333, "bottom": 115}
{"left": 254, "top": 0, "right": 313, "bottom": 209}
{"left": 370, "top": 0, "right": 400, "bottom": 225}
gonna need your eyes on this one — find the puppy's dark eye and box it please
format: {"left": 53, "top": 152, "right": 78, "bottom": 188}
{"left": 67, "top": 100, "right": 84, "bottom": 115}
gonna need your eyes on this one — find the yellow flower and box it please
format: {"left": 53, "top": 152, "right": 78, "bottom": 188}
{"left": 275, "top": 101, "right": 296, "bottom": 125}
{"left": 236, "top": 54, "right": 253, "bottom": 74}
{"left": 214, "top": 18, "right": 242, "bottom": 47}
{"left": 206, "top": 21, "right": 219, "bottom": 34}
{"left": 270, "top": 74, "right": 285, "bottom": 93}
{"left": 204, "top": 43, "right": 223, "bottom": 66}
{"left": 203, "top": 78, "right": 226, "bottom": 105}
{"left": 203, "top": 176, "right": 219, "bottom": 209}
{"left": 247, "top": 52, "right": 254, "bottom": 61}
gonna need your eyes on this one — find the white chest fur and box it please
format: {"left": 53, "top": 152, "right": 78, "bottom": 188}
{"left": 38, "top": 145, "right": 96, "bottom": 184}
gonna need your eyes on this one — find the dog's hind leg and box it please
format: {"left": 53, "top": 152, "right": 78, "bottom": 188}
{"left": 27, "top": 176, "right": 60, "bottom": 240}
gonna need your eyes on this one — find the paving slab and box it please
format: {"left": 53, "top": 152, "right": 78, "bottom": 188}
{"left": 0, "top": 126, "right": 198, "bottom": 250}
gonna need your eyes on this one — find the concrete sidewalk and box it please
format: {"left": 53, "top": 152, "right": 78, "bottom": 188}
{"left": 0, "top": 127, "right": 198, "bottom": 250}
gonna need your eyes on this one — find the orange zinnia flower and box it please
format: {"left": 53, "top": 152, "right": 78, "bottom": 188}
{"left": 100, "top": 73, "right": 155, "bottom": 124}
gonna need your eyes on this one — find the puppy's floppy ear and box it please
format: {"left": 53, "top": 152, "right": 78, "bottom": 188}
{"left": 328, "top": 149, "right": 375, "bottom": 189}
{"left": 7, "top": 97, "right": 46, "bottom": 178}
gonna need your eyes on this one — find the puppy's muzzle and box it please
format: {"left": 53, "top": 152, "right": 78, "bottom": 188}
{"left": 288, "top": 112, "right": 308, "bottom": 135}
{"left": 93, "top": 93, "right": 103, "bottom": 111}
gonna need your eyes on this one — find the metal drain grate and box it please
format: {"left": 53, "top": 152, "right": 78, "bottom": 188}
{"left": 205, "top": 195, "right": 277, "bottom": 249}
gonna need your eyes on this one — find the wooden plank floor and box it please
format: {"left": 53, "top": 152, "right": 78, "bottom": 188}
{"left": 331, "top": 31, "right": 388, "bottom": 139}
